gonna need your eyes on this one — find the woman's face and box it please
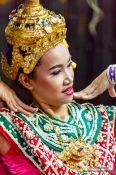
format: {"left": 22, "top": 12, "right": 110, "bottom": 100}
{"left": 30, "top": 42, "right": 74, "bottom": 106}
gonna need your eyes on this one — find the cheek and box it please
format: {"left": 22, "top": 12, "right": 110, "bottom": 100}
{"left": 72, "top": 69, "right": 74, "bottom": 78}
{"left": 67, "top": 67, "right": 74, "bottom": 79}
{"left": 35, "top": 76, "right": 62, "bottom": 93}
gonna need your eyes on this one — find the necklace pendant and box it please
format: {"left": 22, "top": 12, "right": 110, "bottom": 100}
{"left": 58, "top": 137, "right": 99, "bottom": 172}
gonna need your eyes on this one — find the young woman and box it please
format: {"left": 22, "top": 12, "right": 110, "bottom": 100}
{"left": 0, "top": 0, "right": 115, "bottom": 174}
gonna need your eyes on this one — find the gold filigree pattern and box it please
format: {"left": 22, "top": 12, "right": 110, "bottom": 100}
{"left": 58, "top": 138, "right": 99, "bottom": 172}
{"left": 1, "top": 0, "right": 67, "bottom": 80}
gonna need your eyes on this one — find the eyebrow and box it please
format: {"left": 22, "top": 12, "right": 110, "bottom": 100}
{"left": 48, "top": 56, "right": 72, "bottom": 71}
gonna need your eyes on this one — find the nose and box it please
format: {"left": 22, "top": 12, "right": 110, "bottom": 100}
{"left": 64, "top": 69, "right": 73, "bottom": 85}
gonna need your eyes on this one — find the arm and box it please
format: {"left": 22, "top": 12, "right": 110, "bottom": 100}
{"left": 74, "top": 65, "right": 116, "bottom": 100}
{"left": 0, "top": 80, "right": 37, "bottom": 116}
{"left": 0, "top": 134, "right": 11, "bottom": 156}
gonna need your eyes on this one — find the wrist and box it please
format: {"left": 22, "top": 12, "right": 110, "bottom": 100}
{"left": 106, "top": 65, "right": 116, "bottom": 85}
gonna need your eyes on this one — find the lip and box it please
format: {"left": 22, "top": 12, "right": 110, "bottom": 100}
{"left": 62, "top": 86, "right": 74, "bottom": 96}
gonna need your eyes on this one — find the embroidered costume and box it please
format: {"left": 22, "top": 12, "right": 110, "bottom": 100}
{"left": 0, "top": 101, "right": 116, "bottom": 174}
{"left": 0, "top": 0, "right": 116, "bottom": 174}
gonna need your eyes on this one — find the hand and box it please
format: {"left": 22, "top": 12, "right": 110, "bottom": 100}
{"left": 73, "top": 70, "right": 116, "bottom": 100}
{"left": 0, "top": 81, "right": 37, "bottom": 116}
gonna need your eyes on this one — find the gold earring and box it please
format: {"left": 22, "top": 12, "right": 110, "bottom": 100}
{"left": 63, "top": 39, "right": 69, "bottom": 48}
{"left": 71, "top": 60, "right": 77, "bottom": 69}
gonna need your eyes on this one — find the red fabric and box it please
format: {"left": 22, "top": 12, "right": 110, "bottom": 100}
{"left": 1, "top": 147, "right": 44, "bottom": 175}
{"left": 0, "top": 158, "right": 12, "bottom": 175}
{"left": 114, "top": 157, "right": 116, "bottom": 175}
{"left": 0, "top": 126, "right": 44, "bottom": 175}
{"left": 114, "top": 117, "right": 116, "bottom": 138}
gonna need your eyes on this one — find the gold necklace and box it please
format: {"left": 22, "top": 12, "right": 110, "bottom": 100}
{"left": 36, "top": 105, "right": 99, "bottom": 173}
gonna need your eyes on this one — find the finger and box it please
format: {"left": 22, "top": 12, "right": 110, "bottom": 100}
{"left": 73, "top": 91, "right": 92, "bottom": 99}
{"left": 74, "top": 85, "right": 96, "bottom": 99}
{"left": 6, "top": 97, "right": 33, "bottom": 116}
{"left": 108, "top": 86, "right": 116, "bottom": 98}
{"left": 80, "top": 89, "right": 100, "bottom": 100}
{"left": 80, "top": 84, "right": 96, "bottom": 95}
{"left": 73, "top": 92, "right": 94, "bottom": 100}
{"left": 80, "top": 94, "right": 96, "bottom": 100}
{"left": 10, "top": 100, "right": 31, "bottom": 116}
{"left": 73, "top": 92, "right": 83, "bottom": 99}
{"left": 12, "top": 104, "right": 32, "bottom": 117}
{"left": 73, "top": 88, "right": 91, "bottom": 99}
{"left": 6, "top": 100, "right": 18, "bottom": 112}
{"left": 14, "top": 96, "right": 38, "bottom": 113}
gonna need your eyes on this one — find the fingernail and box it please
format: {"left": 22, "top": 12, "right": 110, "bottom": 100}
{"left": 11, "top": 110, "right": 15, "bottom": 114}
{"left": 28, "top": 113, "right": 32, "bottom": 117}
{"left": 35, "top": 108, "right": 38, "bottom": 112}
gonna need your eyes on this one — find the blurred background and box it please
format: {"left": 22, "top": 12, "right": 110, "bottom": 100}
{"left": 0, "top": 0, "right": 116, "bottom": 105}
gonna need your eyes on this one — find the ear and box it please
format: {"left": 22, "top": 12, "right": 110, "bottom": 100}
{"left": 18, "top": 73, "right": 33, "bottom": 91}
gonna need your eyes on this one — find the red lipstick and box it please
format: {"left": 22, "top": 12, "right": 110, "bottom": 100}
{"left": 63, "top": 86, "right": 74, "bottom": 96}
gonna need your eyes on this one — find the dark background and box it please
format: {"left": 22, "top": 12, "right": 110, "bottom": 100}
{"left": 0, "top": 0, "right": 116, "bottom": 105}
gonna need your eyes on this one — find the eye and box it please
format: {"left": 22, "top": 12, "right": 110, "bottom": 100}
{"left": 51, "top": 70, "right": 61, "bottom": 75}
{"left": 67, "top": 61, "right": 72, "bottom": 67}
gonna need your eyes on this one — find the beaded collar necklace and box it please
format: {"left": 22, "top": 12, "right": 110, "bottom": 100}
{"left": 37, "top": 105, "right": 82, "bottom": 148}
{"left": 36, "top": 104, "right": 99, "bottom": 172}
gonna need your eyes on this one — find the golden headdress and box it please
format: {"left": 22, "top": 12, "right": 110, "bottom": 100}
{"left": 1, "top": 0, "right": 67, "bottom": 80}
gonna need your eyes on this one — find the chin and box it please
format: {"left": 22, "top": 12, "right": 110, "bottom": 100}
{"left": 59, "top": 95, "right": 73, "bottom": 104}
{"left": 48, "top": 94, "right": 73, "bottom": 106}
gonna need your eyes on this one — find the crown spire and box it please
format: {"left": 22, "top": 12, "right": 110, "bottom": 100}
{"left": 25, "top": 0, "right": 40, "bottom": 8}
